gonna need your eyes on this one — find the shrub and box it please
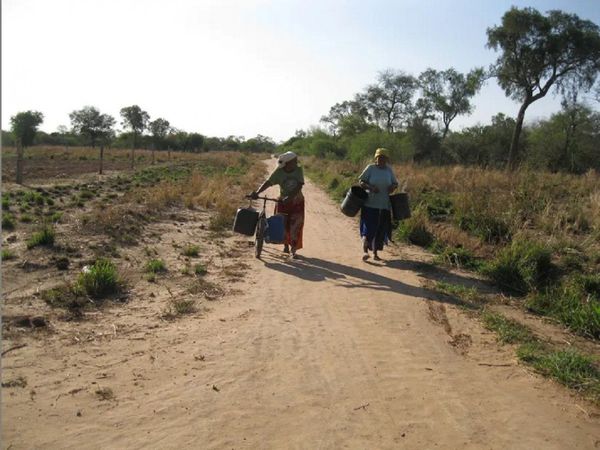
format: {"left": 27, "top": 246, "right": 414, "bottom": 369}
{"left": 146, "top": 259, "right": 167, "bottom": 273}
{"left": 395, "top": 211, "right": 434, "bottom": 247}
{"left": 27, "top": 225, "right": 55, "bottom": 249}
{"left": 482, "top": 239, "right": 554, "bottom": 294}
{"left": 455, "top": 211, "right": 511, "bottom": 244}
{"left": 77, "top": 259, "right": 122, "bottom": 298}
{"left": 194, "top": 263, "right": 207, "bottom": 275}
{"left": 182, "top": 245, "right": 200, "bottom": 257}
{"left": 2, "top": 213, "right": 15, "bottom": 230}
{"left": 433, "top": 245, "right": 483, "bottom": 271}
{"left": 527, "top": 275, "right": 600, "bottom": 339}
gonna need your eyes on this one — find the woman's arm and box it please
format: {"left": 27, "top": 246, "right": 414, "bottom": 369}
{"left": 250, "top": 180, "right": 273, "bottom": 198}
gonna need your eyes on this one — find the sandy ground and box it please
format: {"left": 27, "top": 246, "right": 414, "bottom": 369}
{"left": 2, "top": 160, "right": 600, "bottom": 449}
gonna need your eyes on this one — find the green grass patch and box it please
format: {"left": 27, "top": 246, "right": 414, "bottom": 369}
{"left": 77, "top": 259, "right": 123, "bottom": 299}
{"left": 1, "top": 249, "right": 16, "bottom": 260}
{"left": 395, "top": 210, "right": 434, "bottom": 247}
{"left": 432, "top": 244, "right": 484, "bottom": 271}
{"left": 194, "top": 263, "right": 207, "bottom": 276}
{"left": 2, "top": 213, "right": 16, "bottom": 230}
{"left": 27, "top": 225, "right": 55, "bottom": 249}
{"left": 482, "top": 239, "right": 554, "bottom": 295}
{"left": 482, "top": 311, "right": 536, "bottom": 344}
{"left": 526, "top": 275, "right": 600, "bottom": 339}
{"left": 435, "top": 281, "right": 485, "bottom": 306}
{"left": 145, "top": 259, "right": 167, "bottom": 273}
{"left": 517, "top": 344, "right": 600, "bottom": 399}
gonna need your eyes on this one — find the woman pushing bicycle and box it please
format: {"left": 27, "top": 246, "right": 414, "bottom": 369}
{"left": 250, "top": 151, "right": 305, "bottom": 259}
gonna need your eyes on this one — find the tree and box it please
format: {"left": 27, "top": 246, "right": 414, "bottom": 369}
{"left": 419, "top": 67, "right": 485, "bottom": 138}
{"left": 69, "top": 106, "right": 115, "bottom": 148}
{"left": 363, "top": 70, "right": 417, "bottom": 133}
{"left": 10, "top": 110, "right": 44, "bottom": 147}
{"left": 148, "top": 118, "right": 170, "bottom": 150}
{"left": 487, "top": 7, "right": 600, "bottom": 170}
{"left": 320, "top": 99, "right": 370, "bottom": 138}
{"left": 120, "top": 105, "right": 149, "bottom": 168}
{"left": 120, "top": 105, "right": 149, "bottom": 148}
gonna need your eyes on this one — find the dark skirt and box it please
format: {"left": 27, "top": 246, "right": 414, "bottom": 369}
{"left": 360, "top": 206, "right": 392, "bottom": 251}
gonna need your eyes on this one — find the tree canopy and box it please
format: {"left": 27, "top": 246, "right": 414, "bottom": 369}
{"left": 487, "top": 7, "right": 600, "bottom": 169}
{"left": 120, "top": 105, "right": 149, "bottom": 148}
{"left": 69, "top": 106, "right": 115, "bottom": 147}
{"left": 10, "top": 110, "right": 44, "bottom": 146}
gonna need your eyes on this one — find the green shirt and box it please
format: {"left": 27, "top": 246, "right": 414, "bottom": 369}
{"left": 268, "top": 166, "right": 304, "bottom": 198}
{"left": 359, "top": 164, "right": 398, "bottom": 210}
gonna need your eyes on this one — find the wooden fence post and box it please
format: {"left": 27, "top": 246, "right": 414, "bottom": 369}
{"left": 99, "top": 145, "right": 104, "bottom": 174}
{"left": 16, "top": 138, "right": 24, "bottom": 184}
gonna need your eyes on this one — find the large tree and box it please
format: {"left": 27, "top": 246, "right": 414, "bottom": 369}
{"left": 10, "top": 110, "right": 44, "bottom": 147}
{"left": 120, "top": 105, "right": 149, "bottom": 149}
{"left": 363, "top": 70, "right": 417, "bottom": 133}
{"left": 487, "top": 7, "right": 600, "bottom": 170}
{"left": 320, "top": 98, "right": 370, "bottom": 138}
{"left": 419, "top": 67, "right": 485, "bottom": 138}
{"left": 69, "top": 106, "right": 115, "bottom": 148}
{"left": 148, "top": 118, "right": 171, "bottom": 150}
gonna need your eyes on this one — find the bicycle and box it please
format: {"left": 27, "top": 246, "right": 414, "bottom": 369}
{"left": 245, "top": 194, "right": 280, "bottom": 259}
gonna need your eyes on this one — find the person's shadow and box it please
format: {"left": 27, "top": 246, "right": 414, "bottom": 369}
{"left": 261, "top": 251, "right": 485, "bottom": 308}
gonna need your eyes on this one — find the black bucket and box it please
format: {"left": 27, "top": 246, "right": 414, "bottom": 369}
{"left": 341, "top": 186, "right": 368, "bottom": 217}
{"left": 233, "top": 207, "right": 259, "bottom": 236}
{"left": 390, "top": 193, "right": 411, "bottom": 220}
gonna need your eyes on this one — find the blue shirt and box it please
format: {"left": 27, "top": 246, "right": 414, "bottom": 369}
{"left": 359, "top": 164, "right": 398, "bottom": 210}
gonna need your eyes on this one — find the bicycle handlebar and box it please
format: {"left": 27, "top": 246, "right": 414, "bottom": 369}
{"left": 245, "top": 194, "right": 280, "bottom": 202}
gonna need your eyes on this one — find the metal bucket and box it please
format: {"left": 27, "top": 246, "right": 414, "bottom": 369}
{"left": 390, "top": 192, "right": 411, "bottom": 220}
{"left": 233, "top": 207, "right": 259, "bottom": 236}
{"left": 340, "top": 186, "right": 368, "bottom": 217}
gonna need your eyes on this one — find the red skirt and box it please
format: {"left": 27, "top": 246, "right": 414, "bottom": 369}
{"left": 274, "top": 194, "right": 305, "bottom": 250}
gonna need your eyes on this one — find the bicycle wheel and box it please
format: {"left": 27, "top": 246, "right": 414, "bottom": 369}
{"left": 255, "top": 217, "right": 266, "bottom": 258}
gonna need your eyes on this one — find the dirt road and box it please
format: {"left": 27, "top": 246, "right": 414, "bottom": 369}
{"left": 2, "top": 161, "right": 599, "bottom": 449}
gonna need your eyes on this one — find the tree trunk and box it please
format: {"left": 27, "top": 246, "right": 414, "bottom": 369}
{"left": 99, "top": 145, "right": 104, "bottom": 175}
{"left": 16, "top": 138, "right": 24, "bottom": 184}
{"left": 507, "top": 100, "right": 530, "bottom": 171}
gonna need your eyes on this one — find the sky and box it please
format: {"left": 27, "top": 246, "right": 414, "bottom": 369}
{"left": 2, "top": 0, "right": 599, "bottom": 142}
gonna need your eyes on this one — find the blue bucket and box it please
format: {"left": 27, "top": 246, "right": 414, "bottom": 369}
{"left": 265, "top": 214, "right": 286, "bottom": 244}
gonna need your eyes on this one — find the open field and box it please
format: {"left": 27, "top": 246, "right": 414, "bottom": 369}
{"left": 2, "top": 149, "right": 600, "bottom": 448}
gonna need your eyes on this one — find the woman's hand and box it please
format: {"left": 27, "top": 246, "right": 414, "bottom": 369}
{"left": 371, "top": 185, "right": 380, "bottom": 193}
{"left": 249, "top": 191, "right": 259, "bottom": 199}
{"left": 388, "top": 184, "right": 397, "bottom": 194}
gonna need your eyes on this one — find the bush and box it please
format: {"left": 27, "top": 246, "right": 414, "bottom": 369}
{"left": 455, "top": 211, "right": 511, "bottom": 244}
{"left": 527, "top": 275, "right": 600, "bottom": 339}
{"left": 483, "top": 239, "right": 554, "bottom": 294}
{"left": 182, "top": 245, "right": 200, "bottom": 257}
{"left": 395, "top": 211, "right": 434, "bottom": 247}
{"left": 27, "top": 225, "right": 55, "bottom": 249}
{"left": 77, "top": 258, "right": 122, "bottom": 299}
{"left": 2, "top": 213, "right": 15, "bottom": 230}
{"left": 146, "top": 259, "right": 167, "bottom": 273}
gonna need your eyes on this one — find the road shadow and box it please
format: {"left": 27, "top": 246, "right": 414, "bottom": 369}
{"left": 261, "top": 251, "right": 493, "bottom": 309}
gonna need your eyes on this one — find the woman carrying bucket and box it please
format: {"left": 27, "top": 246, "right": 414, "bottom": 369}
{"left": 250, "top": 151, "right": 305, "bottom": 259}
{"left": 358, "top": 148, "right": 398, "bottom": 261}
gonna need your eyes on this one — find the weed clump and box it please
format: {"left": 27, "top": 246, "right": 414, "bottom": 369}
{"left": 527, "top": 275, "right": 600, "bottom": 339}
{"left": 163, "top": 298, "right": 197, "bottom": 319}
{"left": 2, "top": 213, "right": 16, "bottom": 230}
{"left": 27, "top": 225, "right": 56, "bottom": 249}
{"left": 146, "top": 259, "right": 167, "bottom": 273}
{"left": 395, "top": 211, "right": 434, "bottom": 247}
{"left": 183, "top": 245, "right": 200, "bottom": 257}
{"left": 77, "top": 259, "right": 123, "bottom": 299}
{"left": 482, "top": 239, "right": 554, "bottom": 295}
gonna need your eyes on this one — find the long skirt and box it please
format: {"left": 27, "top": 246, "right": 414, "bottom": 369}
{"left": 360, "top": 206, "right": 392, "bottom": 252}
{"left": 275, "top": 195, "right": 305, "bottom": 250}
